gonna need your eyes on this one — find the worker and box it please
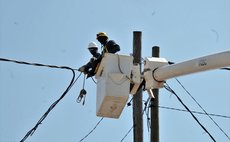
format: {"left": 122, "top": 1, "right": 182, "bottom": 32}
{"left": 78, "top": 42, "right": 101, "bottom": 78}
{"left": 96, "top": 32, "right": 120, "bottom": 56}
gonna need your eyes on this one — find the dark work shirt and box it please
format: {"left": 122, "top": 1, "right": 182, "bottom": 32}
{"left": 84, "top": 53, "right": 101, "bottom": 73}
{"left": 102, "top": 40, "right": 120, "bottom": 56}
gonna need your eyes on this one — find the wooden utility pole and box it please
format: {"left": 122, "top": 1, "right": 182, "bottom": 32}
{"left": 133, "top": 31, "right": 143, "bottom": 142}
{"left": 151, "top": 46, "right": 160, "bottom": 142}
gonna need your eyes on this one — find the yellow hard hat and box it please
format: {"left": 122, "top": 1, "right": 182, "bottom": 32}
{"left": 96, "top": 32, "right": 108, "bottom": 39}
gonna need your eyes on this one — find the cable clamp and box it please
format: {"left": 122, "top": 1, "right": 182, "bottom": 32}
{"left": 77, "top": 89, "right": 87, "bottom": 105}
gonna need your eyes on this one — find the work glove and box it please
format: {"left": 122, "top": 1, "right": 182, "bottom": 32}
{"left": 78, "top": 66, "right": 89, "bottom": 75}
{"left": 78, "top": 66, "right": 85, "bottom": 72}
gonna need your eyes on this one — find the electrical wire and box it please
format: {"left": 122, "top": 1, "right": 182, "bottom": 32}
{"left": 20, "top": 71, "right": 81, "bottom": 142}
{"left": 122, "top": 97, "right": 230, "bottom": 142}
{"left": 91, "top": 77, "right": 97, "bottom": 84}
{"left": 157, "top": 105, "right": 230, "bottom": 119}
{"left": 79, "top": 117, "right": 104, "bottom": 142}
{"left": 164, "top": 82, "right": 216, "bottom": 142}
{"left": 0, "top": 57, "right": 82, "bottom": 142}
{"left": 78, "top": 64, "right": 140, "bottom": 142}
{"left": 120, "top": 125, "right": 135, "bottom": 142}
{"left": 120, "top": 98, "right": 151, "bottom": 142}
{"left": 127, "top": 97, "right": 134, "bottom": 107}
{"left": 0, "top": 58, "right": 78, "bottom": 71}
{"left": 220, "top": 67, "right": 230, "bottom": 71}
{"left": 72, "top": 73, "right": 82, "bottom": 88}
{"left": 175, "top": 78, "right": 230, "bottom": 141}
{"left": 143, "top": 98, "right": 151, "bottom": 132}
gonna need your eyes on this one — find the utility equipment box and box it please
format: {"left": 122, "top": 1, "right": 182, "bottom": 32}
{"left": 96, "top": 53, "right": 133, "bottom": 118}
{"left": 144, "top": 57, "right": 168, "bottom": 89}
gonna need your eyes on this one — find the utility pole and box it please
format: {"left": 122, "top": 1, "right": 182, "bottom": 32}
{"left": 150, "top": 46, "right": 160, "bottom": 142}
{"left": 133, "top": 31, "right": 143, "bottom": 142}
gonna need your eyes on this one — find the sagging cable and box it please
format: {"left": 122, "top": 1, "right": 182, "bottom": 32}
{"left": 164, "top": 82, "right": 216, "bottom": 142}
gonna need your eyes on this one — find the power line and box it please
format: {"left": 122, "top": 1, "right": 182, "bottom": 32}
{"left": 122, "top": 95, "right": 230, "bottom": 142}
{"left": 143, "top": 98, "right": 151, "bottom": 132}
{"left": 120, "top": 98, "right": 151, "bottom": 142}
{"left": 157, "top": 105, "right": 230, "bottom": 119}
{"left": 79, "top": 97, "right": 150, "bottom": 142}
{"left": 0, "top": 57, "right": 82, "bottom": 142}
{"left": 175, "top": 78, "right": 230, "bottom": 141}
{"left": 0, "top": 57, "right": 78, "bottom": 71}
{"left": 79, "top": 117, "right": 104, "bottom": 142}
{"left": 121, "top": 83, "right": 229, "bottom": 142}
{"left": 164, "top": 82, "right": 216, "bottom": 142}
{"left": 120, "top": 125, "right": 135, "bottom": 142}
{"left": 20, "top": 71, "right": 80, "bottom": 142}
{"left": 220, "top": 67, "right": 230, "bottom": 71}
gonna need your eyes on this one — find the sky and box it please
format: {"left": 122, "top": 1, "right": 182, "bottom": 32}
{"left": 0, "top": 0, "right": 230, "bottom": 142}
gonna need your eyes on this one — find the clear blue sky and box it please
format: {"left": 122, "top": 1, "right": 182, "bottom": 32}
{"left": 0, "top": 0, "right": 230, "bottom": 142}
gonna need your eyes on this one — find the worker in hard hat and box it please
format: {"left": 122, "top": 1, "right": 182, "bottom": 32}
{"left": 78, "top": 42, "right": 101, "bottom": 78}
{"left": 96, "top": 32, "right": 120, "bottom": 57}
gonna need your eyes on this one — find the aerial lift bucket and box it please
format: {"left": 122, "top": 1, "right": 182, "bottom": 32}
{"left": 95, "top": 53, "right": 133, "bottom": 118}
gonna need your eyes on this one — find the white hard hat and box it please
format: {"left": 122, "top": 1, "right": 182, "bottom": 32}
{"left": 88, "top": 42, "right": 98, "bottom": 49}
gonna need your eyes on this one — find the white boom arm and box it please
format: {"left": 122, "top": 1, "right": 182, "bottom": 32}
{"left": 154, "top": 50, "right": 230, "bottom": 81}
{"left": 144, "top": 50, "right": 230, "bottom": 89}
